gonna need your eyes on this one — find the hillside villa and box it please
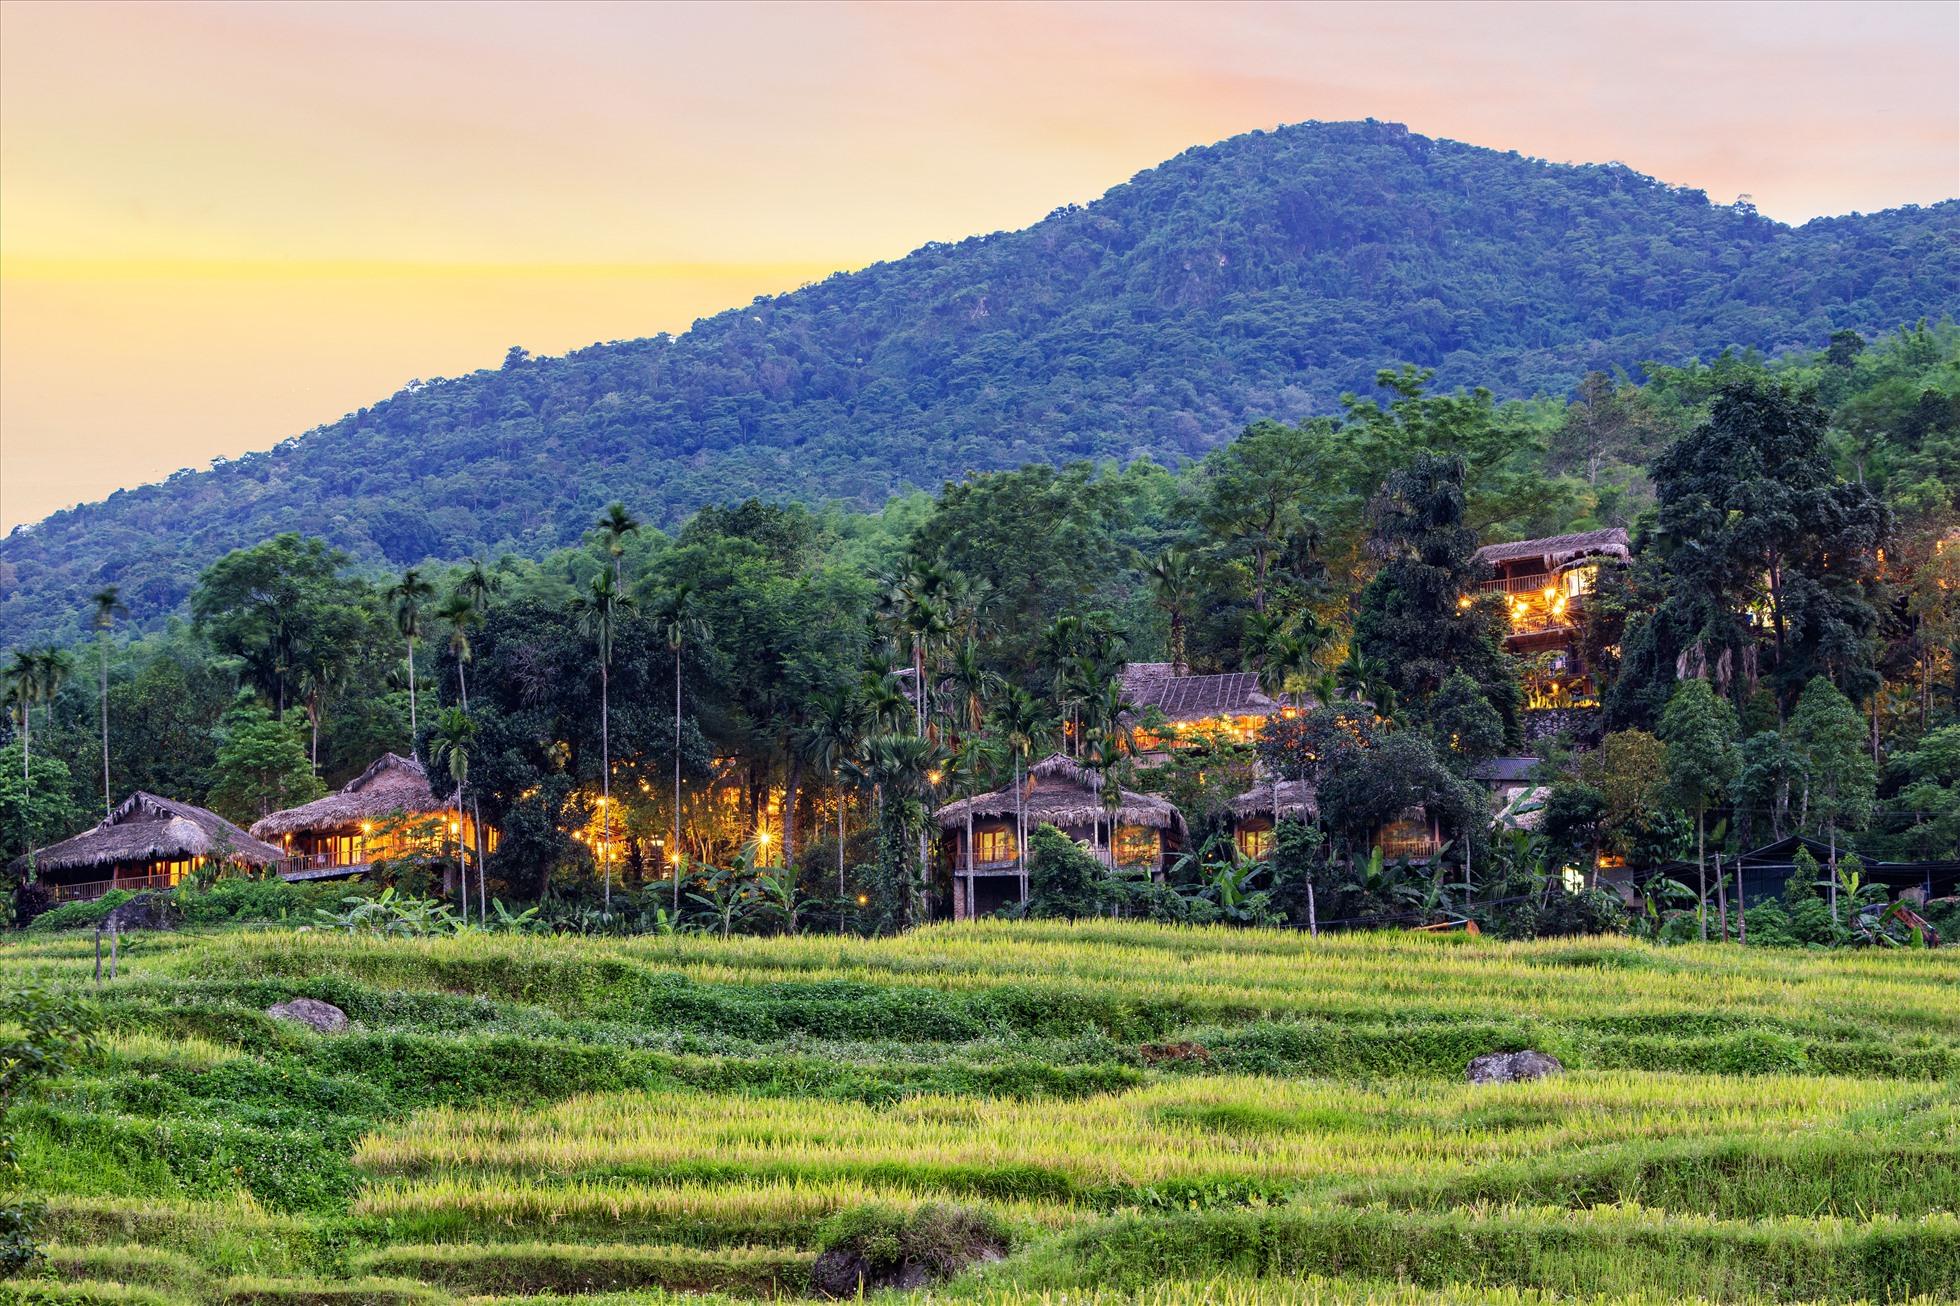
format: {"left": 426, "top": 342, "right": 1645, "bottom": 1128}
{"left": 1473, "top": 527, "right": 1630, "bottom": 708}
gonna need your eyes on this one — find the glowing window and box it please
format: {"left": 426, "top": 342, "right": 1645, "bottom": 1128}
{"left": 972, "top": 828, "right": 1016, "bottom": 865}
{"left": 1111, "top": 825, "right": 1160, "bottom": 869}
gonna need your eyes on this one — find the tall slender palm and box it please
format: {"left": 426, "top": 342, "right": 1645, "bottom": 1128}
{"left": 572, "top": 573, "right": 636, "bottom": 916}
{"left": 801, "top": 689, "right": 868, "bottom": 919}
{"left": 992, "top": 687, "right": 1049, "bottom": 890}
{"left": 4, "top": 649, "right": 35, "bottom": 783}
{"left": 386, "top": 569, "right": 437, "bottom": 754}
{"left": 861, "top": 732, "right": 944, "bottom": 927}
{"left": 595, "top": 502, "right": 642, "bottom": 588}
{"left": 654, "top": 583, "right": 702, "bottom": 913}
{"left": 90, "top": 586, "right": 128, "bottom": 816}
{"left": 436, "top": 592, "right": 482, "bottom": 710}
{"left": 947, "top": 641, "right": 994, "bottom": 741}
{"left": 457, "top": 556, "right": 503, "bottom": 614}
{"left": 1147, "top": 548, "right": 1199, "bottom": 675}
{"left": 33, "top": 646, "right": 73, "bottom": 731}
{"left": 428, "top": 707, "right": 477, "bottom": 924}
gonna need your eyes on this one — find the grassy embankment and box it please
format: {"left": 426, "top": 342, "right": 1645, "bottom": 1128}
{"left": 4, "top": 921, "right": 1957, "bottom": 1305}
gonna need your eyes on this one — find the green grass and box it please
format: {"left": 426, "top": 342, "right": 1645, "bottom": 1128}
{"left": 6, "top": 920, "right": 1958, "bottom": 1305}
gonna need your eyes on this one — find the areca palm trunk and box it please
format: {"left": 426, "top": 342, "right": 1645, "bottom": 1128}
{"left": 99, "top": 637, "right": 111, "bottom": 816}
{"left": 837, "top": 779, "right": 847, "bottom": 932}
{"left": 406, "top": 637, "right": 418, "bottom": 752}
{"left": 674, "top": 648, "right": 683, "bottom": 915}
{"left": 601, "top": 658, "right": 612, "bottom": 915}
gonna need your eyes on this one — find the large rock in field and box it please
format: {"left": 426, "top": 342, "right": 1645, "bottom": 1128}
{"left": 809, "top": 1250, "right": 869, "bottom": 1298}
{"left": 267, "top": 997, "right": 349, "bottom": 1034}
{"left": 1466, "top": 1050, "right": 1563, "bottom": 1083}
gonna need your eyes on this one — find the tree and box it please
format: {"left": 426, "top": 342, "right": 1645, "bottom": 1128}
{"left": 571, "top": 573, "right": 635, "bottom": 916}
{"left": 191, "top": 534, "right": 367, "bottom": 720}
{"left": 435, "top": 591, "right": 482, "bottom": 710}
{"left": 385, "top": 568, "right": 438, "bottom": 751}
{"left": 3, "top": 652, "right": 36, "bottom": 785}
{"left": 1, "top": 986, "right": 97, "bottom": 1273}
{"left": 800, "top": 689, "right": 868, "bottom": 916}
{"left": 653, "top": 582, "right": 705, "bottom": 913}
{"left": 427, "top": 707, "right": 478, "bottom": 923}
{"left": 595, "top": 502, "right": 642, "bottom": 588}
{"left": 1428, "top": 671, "right": 1504, "bottom": 771}
{"left": 1547, "top": 371, "right": 1667, "bottom": 485}
{"left": 1146, "top": 548, "right": 1198, "bottom": 674}
{"left": 89, "top": 587, "right": 128, "bottom": 817}
{"left": 1576, "top": 729, "right": 1669, "bottom": 870}
{"left": 1352, "top": 453, "right": 1520, "bottom": 730}
{"left": 1626, "top": 376, "right": 1889, "bottom": 722}
{"left": 205, "top": 695, "right": 325, "bottom": 826}
{"left": 1658, "top": 678, "right": 1740, "bottom": 942}
{"left": 1197, "top": 420, "right": 1331, "bottom": 615}
{"left": 0, "top": 746, "right": 81, "bottom": 874}
{"left": 1788, "top": 676, "right": 1876, "bottom": 922}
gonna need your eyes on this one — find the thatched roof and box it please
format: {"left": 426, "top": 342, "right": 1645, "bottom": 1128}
{"left": 1229, "top": 779, "right": 1318, "bottom": 822}
{"left": 13, "top": 792, "right": 283, "bottom": 875}
{"left": 935, "top": 753, "right": 1186, "bottom": 834}
{"left": 250, "top": 753, "right": 443, "bottom": 839}
{"left": 1474, "top": 528, "right": 1630, "bottom": 572}
{"left": 1122, "top": 663, "right": 1279, "bottom": 724}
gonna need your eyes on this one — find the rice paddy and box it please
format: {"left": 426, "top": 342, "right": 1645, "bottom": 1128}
{"left": 6, "top": 920, "right": 1957, "bottom": 1305}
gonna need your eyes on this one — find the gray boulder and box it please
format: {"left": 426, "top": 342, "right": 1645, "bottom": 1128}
{"left": 1467, "top": 1050, "right": 1563, "bottom": 1083}
{"left": 267, "top": 997, "right": 349, "bottom": 1034}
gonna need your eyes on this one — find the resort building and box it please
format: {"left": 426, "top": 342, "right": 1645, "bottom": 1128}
{"left": 14, "top": 792, "right": 283, "bottom": 902}
{"left": 1472, "top": 528, "right": 1631, "bottom": 708}
{"left": 1121, "top": 662, "right": 1289, "bottom": 751}
{"left": 1228, "top": 780, "right": 1316, "bottom": 861}
{"left": 250, "top": 753, "right": 490, "bottom": 881}
{"left": 935, "top": 753, "right": 1186, "bottom": 920}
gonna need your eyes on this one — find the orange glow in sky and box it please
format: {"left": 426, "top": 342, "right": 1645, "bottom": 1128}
{"left": 2, "top": 0, "right": 1956, "bottom": 529}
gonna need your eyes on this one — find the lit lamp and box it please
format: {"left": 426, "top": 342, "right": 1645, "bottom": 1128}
{"left": 927, "top": 771, "right": 941, "bottom": 785}
{"left": 858, "top": 894, "right": 869, "bottom": 906}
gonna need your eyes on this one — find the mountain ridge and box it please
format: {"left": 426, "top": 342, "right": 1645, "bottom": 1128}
{"left": 4, "top": 117, "right": 1957, "bottom": 642}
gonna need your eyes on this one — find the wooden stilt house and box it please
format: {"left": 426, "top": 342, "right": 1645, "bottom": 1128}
{"left": 250, "top": 753, "right": 487, "bottom": 881}
{"left": 14, "top": 792, "right": 284, "bottom": 903}
{"left": 934, "top": 753, "right": 1186, "bottom": 920}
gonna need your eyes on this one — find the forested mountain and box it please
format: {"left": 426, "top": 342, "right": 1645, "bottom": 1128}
{"left": 4, "top": 118, "right": 1956, "bottom": 642}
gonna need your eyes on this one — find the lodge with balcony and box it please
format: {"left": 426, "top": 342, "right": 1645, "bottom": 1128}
{"left": 1120, "top": 663, "right": 1290, "bottom": 751}
{"left": 12, "top": 792, "right": 285, "bottom": 903}
{"left": 1472, "top": 528, "right": 1630, "bottom": 709}
{"left": 250, "top": 752, "right": 494, "bottom": 883}
{"left": 935, "top": 753, "right": 1186, "bottom": 919}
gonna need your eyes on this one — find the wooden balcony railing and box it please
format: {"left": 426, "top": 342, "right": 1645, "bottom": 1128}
{"left": 1478, "top": 574, "right": 1561, "bottom": 595}
{"left": 1376, "top": 836, "right": 1442, "bottom": 861}
{"left": 48, "top": 872, "right": 176, "bottom": 903}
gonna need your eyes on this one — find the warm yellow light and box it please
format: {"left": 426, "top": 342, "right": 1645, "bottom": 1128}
{"left": 669, "top": 854, "right": 680, "bottom": 864}
{"left": 450, "top": 821, "right": 461, "bottom": 834}
{"left": 857, "top": 894, "right": 869, "bottom": 905}
{"left": 928, "top": 771, "right": 941, "bottom": 784}
{"left": 1457, "top": 596, "right": 1472, "bottom": 609}
{"left": 756, "top": 831, "right": 769, "bottom": 845}
{"left": 361, "top": 822, "right": 372, "bottom": 834}
{"left": 1542, "top": 585, "right": 1556, "bottom": 600}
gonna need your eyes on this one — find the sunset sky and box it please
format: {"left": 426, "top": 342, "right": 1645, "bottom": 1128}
{"left": 3, "top": 1, "right": 1956, "bottom": 531}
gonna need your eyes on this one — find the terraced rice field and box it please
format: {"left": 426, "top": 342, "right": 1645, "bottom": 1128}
{"left": 5, "top": 921, "right": 1957, "bottom": 1305}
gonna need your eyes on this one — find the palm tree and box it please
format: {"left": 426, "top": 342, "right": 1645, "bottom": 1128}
{"left": 428, "top": 707, "right": 477, "bottom": 924}
{"left": 33, "top": 646, "right": 73, "bottom": 731}
{"left": 595, "top": 502, "right": 641, "bottom": 588}
{"left": 572, "top": 572, "right": 636, "bottom": 917}
{"left": 4, "top": 649, "right": 36, "bottom": 784}
{"left": 386, "top": 568, "right": 437, "bottom": 753}
{"left": 947, "top": 641, "right": 994, "bottom": 740}
{"left": 992, "top": 687, "right": 1050, "bottom": 891}
{"left": 861, "top": 732, "right": 944, "bottom": 927}
{"left": 1147, "top": 548, "right": 1198, "bottom": 675}
{"left": 90, "top": 586, "right": 128, "bottom": 816}
{"left": 654, "top": 582, "right": 702, "bottom": 914}
{"left": 435, "top": 591, "right": 482, "bottom": 710}
{"left": 801, "top": 689, "right": 868, "bottom": 920}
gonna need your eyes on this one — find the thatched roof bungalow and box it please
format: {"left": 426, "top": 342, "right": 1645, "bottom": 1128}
{"left": 934, "top": 754, "right": 1186, "bottom": 919}
{"left": 1120, "top": 663, "right": 1285, "bottom": 746}
{"left": 1228, "top": 780, "right": 1317, "bottom": 861}
{"left": 250, "top": 754, "right": 463, "bottom": 877}
{"left": 14, "top": 792, "right": 283, "bottom": 903}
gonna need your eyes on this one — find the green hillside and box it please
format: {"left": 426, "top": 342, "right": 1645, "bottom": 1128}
{"left": 3, "top": 118, "right": 1957, "bottom": 642}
